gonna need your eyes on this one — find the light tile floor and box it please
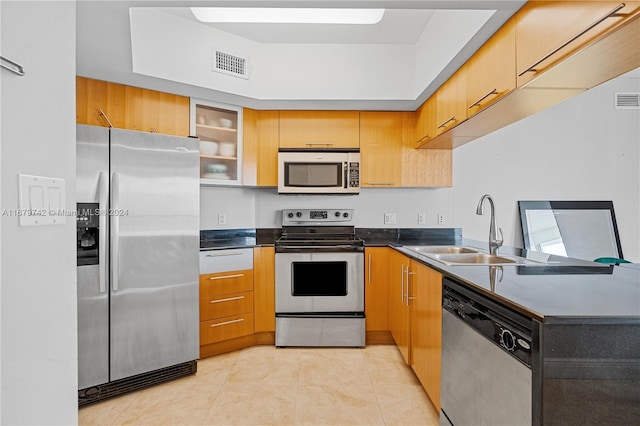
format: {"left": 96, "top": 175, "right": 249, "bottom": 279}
{"left": 79, "top": 345, "right": 440, "bottom": 426}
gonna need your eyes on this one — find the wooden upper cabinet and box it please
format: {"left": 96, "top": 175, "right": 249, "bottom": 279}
{"left": 435, "top": 65, "right": 468, "bottom": 135}
{"left": 243, "top": 109, "right": 279, "bottom": 187}
{"left": 415, "top": 95, "right": 437, "bottom": 145}
{"left": 402, "top": 112, "right": 452, "bottom": 187}
{"left": 359, "top": 112, "right": 402, "bottom": 187}
{"left": 76, "top": 76, "right": 189, "bottom": 136}
{"left": 279, "top": 110, "right": 360, "bottom": 149}
{"left": 516, "top": 1, "right": 639, "bottom": 87}
{"left": 466, "top": 17, "right": 516, "bottom": 117}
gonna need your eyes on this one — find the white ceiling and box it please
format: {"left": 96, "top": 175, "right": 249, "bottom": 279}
{"left": 160, "top": 8, "right": 437, "bottom": 44}
{"left": 76, "top": 1, "right": 527, "bottom": 110}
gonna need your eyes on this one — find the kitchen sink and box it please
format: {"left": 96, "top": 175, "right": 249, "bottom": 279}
{"left": 403, "top": 245, "right": 479, "bottom": 254}
{"left": 428, "top": 253, "right": 519, "bottom": 266}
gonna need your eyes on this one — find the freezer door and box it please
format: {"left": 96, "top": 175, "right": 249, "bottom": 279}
{"left": 76, "top": 124, "right": 110, "bottom": 389}
{"left": 109, "top": 129, "right": 200, "bottom": 381}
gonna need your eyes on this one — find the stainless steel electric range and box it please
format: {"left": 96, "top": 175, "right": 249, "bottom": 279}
{"left": 274, "top": 208, "right": 365, "bottom": 347}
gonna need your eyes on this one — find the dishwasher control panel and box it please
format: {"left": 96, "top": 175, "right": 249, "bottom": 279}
{"left": 443, "top": 278, "right": 533, "bottom": 367}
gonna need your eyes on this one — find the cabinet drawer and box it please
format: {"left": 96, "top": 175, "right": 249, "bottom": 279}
{"left": 200, "top": 313, "right": 255, "bottom": 345}
{"left": 200, "top": 269, "right": 254, "bottom": 298}
{"left": 200, "top": 291, "right": 254, "bottom": 321}
{"left": 199, "top": 248, "right": 253, "bottom": 274}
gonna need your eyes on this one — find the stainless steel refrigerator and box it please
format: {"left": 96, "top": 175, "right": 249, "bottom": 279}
{"left": 76, "top": 125, "right": 199, "bottom": 404}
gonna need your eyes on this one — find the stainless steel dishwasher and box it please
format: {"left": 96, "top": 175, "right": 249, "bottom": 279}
{"left": 440, "top": 278, "right": 533, "bottom": 426}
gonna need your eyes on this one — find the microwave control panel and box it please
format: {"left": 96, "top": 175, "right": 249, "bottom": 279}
{"left": 348, "top": 162, "right": 360, "bottom": 188}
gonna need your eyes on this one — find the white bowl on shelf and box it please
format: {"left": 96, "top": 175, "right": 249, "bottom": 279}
{"left": 218, "top": 142, "right": 236, "bottom": 157}
{"left": 219, "top": 118, "right": 233, "bottom": 128}
{"left": 200, "top": 141, "right": 219, "bottom": 156}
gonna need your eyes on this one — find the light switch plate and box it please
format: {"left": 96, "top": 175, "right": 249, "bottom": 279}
{"left": 17, "top": 174, "right": 66, "bottom": 226}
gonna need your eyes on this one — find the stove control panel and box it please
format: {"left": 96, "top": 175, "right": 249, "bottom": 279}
{"left": 282, "top": 209, "right": 355, "bottom": 226}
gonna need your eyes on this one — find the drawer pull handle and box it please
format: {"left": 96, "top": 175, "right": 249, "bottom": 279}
{"left": 468, "top": 89, "right": 498, "bottom": 109}
{"left": 211, "top": 318, "right": 244, "bottom": 327}
{"left": 305, "top": 143, "right": 334, "bottom": 146}
{"left": 210, "top": 296, "right": 245, "bottom": 303}
{"left": 206, "top": 252, "right": 244, "bottom": 257}
{"left": 437, "top": 116, "right": 457, "bottom": 129}
{"left": 209, "top": 274, "right": 244, "bottom": 280}
{"left": 366, "top": 182, "right": 396, "bottom": 186}
{"left": 518, "top": 3, "right": 626, "bottom": 77}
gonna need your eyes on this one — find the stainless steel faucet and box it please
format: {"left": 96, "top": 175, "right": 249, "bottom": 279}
{"left": 476, "top": 194, "right": 503, "bottom": 255}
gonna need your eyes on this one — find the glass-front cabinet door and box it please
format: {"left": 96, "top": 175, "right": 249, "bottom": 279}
{"left": 190, "top": 99, "right": 243, "bottom": 185}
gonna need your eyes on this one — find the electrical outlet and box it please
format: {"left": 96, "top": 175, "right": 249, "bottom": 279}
{"left": 384, "top": 213, "right": 397, "bottom": 225}
{"left": 418, "top": 213, "right": 426, "bottom": 225}
{"left": 437, "top": 213, "right": 445, "bottom": 225}
{"left": 218, "top": 213, "right": 227, "bottom": 225}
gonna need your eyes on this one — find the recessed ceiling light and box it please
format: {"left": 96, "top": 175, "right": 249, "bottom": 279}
{"left": 190, "top": 7, "right": 385, "bottom": 25}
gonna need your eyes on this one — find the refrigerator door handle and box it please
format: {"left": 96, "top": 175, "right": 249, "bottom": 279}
{"left": 98, "top": 171, "right": 108, "bottom": 293}
{"left": 111, "top": 171, "right": 121, "bottom": 292}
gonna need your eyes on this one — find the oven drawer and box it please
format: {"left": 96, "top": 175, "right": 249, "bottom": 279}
{"left": 199, "top": 248, "right": 253, "bottom": 274}
{"left": 200, "top": 313, "right": 255, "bottom": 345}
{"left": 200, "top": 269, "right": 254, "bottom": 298}
{"left": 200, "top": 291, "right": 254, "bottom": 321}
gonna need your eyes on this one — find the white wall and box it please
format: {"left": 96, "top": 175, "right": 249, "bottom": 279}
{"left": 453, "top": 70, "right": 640, "bottom": 262}
{"left": 201, "top": 186, "right": 454, "bottom": 230}
{"left": 1, "top": 2, "right": 77, "bottom": 424}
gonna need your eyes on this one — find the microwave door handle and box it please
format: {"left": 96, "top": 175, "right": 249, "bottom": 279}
{"left": 344, "top": 162, "right": 348, "bottom": 188}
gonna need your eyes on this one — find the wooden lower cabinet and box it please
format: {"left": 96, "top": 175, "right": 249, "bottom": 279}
{"left": 199, "top": 247, "right": 276, "bottom": 359}
{"left": 364, "top": 248, "right": 392, "bottom": 343}
{"left": 253, "top": 247, "right": 275, "bottom": 333}
{"left": 387, "top": 250, "right": 443, "bottom": 410}
{"left": 389, "top": 250, "right": 411, "bottom": 364}
{"left": 409, "top": 259, "right": 443, "bottom": 411}
{"left": 200, "top": 313, "right": 255, "bottom": 345}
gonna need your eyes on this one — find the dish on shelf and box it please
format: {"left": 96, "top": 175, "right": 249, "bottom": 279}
{"left": 218, "top": 142, "right": 236, "bottom": 157}
{"left": 202, "top": 173, "right": 230, "bottom": 180}
{"left": 219, "top": 118, "right": 233, "bottom": 128}
{"left": 200, "top": 141, "right": 219, "bottom": 156}
{"left": 205, "top": 163, "right": 228, "bottom": 174}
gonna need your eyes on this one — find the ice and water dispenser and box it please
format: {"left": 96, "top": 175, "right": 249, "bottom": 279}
{"left": 76, "top": 203, "right": 99, "bottom": 266}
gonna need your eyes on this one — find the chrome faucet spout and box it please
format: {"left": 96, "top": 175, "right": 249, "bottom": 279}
{"left": 476, "top": 194, "right": 504, "bottom": 255}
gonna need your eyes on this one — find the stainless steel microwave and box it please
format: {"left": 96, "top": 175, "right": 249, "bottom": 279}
{"left": 278, "top": 150, "right": 360, "bottom": 194}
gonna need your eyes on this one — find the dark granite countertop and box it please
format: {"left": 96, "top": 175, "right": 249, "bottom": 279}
{"left": 394, "top": 241, "right": 640, "bottom": 321}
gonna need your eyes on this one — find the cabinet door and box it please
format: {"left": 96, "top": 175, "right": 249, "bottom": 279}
{"left": 200, "top": 269, "right": 254, "bottom": 298}
{"left": 435, "top": 66, "right": 468, "bottom": 135}
{"left": 466, "top": 18, "right": 516, "bottom": 116}
{"left": 243, "top": 109, "right": 279, "bottom": 187}
{"left": 360, "top": 112, "right": 402, "bottom": 188}
{"left": 401, "top": 112, "right": 452, "bottom": 187}
{"left": 516, "top": 1, "right": 638, "bottom": 87}
{"left": 254, "top": 247, "right": 275, "bottom": 333}
{"left": 76, "top": 77, "right": 189, "bottom": 136}
{"left": 279, "top": 110, "right": 360, "bottom": 149}
{"left": 389, "top": 250, "right": 411, "bottom": 364}
{"left": 365, "top": 247, "right": 390, "bottom": 331}
{"left": 410, "top": 260, "right": 443, "bottom": 411}
{"left": 415, "top": 95, "right": 437, "bottom": 145}
{"left": 191, "top": 99, "right": 243, "bottom": 185}
{"left": 124, "top": 86, "right": 190, "bottom": 136}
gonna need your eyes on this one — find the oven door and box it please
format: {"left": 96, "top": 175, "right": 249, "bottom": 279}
{"left": 275, "top": 252, "right": 364, "bottom": 313}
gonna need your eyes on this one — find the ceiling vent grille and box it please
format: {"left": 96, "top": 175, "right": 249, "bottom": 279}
{"left": 615, "top": 92, "right": 640, "bottom": 109}
{"left": 212, "top": 50, "right": 249, "bottom": 79}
